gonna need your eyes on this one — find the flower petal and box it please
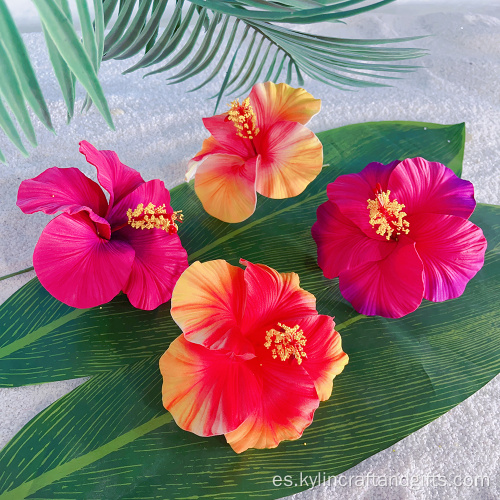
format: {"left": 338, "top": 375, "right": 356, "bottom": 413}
{"left": 170, "top": 260, "right": 253, "bottom": 356}
{"left": 298, "top": 315, "right": 349, "bottom": 401}
{"left": 249, "top": 82, "right": 321, "bottom": 130}
{"left": 79, "top": 140, "right": 144, "bottom": 209}
{"left": 240, "top": 260, "right": 317, "bottom": 335}
{"left": 202, "top": 114, "right": 256, "bottom": 160}
{"left": 33, "top": 212, "right": 134, "bottom": 308}
{"left": 225, "top": 360, "right": 319, "bottom": 453}
{"left": 160, "top": 335, "right": 260, "bottom": 437}
{"left": 115, "top": 226, "right": 188, "bottom": 310}
{"left": 339, "top": 236, "right": 424, "bottom": 318}
{"left": 16, "top": 166, "right": 109, "bottom": 229}
{"left": 194, "top": 154, "right": 258, "bottom": 223}
{"left": 312, "top": 200, "right": 396, "bottom": 278}
{"left": 254, "top": 120, "right": 322, "bottom": 199}
{"left": 408, "top": 213, "right": 487, "bottom": 302}
{"left": 326, "top": 160, "right": 400, "bottom": 239}
{"left": 388, "top": 157, "right": 476, "bottom": 218}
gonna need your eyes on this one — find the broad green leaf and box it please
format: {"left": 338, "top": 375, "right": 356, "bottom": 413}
{"left": 0, "top": 121, "right": 498, "bottom": 498}
{"left": 0, "top": 121, "right": 467, "bottom": 386}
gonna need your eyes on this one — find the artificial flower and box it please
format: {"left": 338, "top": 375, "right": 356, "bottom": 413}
{"left": 187, "top": 82, "right": 323, "bottom": 223}
{"left": 312, "top": 157, "right": 487, "bottom": 318}
{"left": 159, "top": 259, "right": 348, "bottom": 453}
{"left": 17, "top": 141, "right": 188, "bottom": 310}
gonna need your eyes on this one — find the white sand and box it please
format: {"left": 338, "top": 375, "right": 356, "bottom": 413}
{"left": 1, "top": 1, "right": 499, "bottom": 498}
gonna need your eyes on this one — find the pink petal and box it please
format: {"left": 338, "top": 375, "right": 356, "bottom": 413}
{"left": 326, "top": 160, "right": 400, "bottom": 239}
{"left": 225, "top": 360, "right": 319, "bottom": 453}
{"left": 33, "top": 212, "right": 134, "bottom": 309}
{"left": 249, "top": 82, "right": 321, "bottom": 130}
{"left": 16, "top": 167, "right": 109, "bottom": 236}
{"left": 202, "top": 114, "right": 256, "bottom": 160}
{"left": 115, "top": 226, "right": 188, "bottom": 310}
{"left": 298, "top": 315, "right": 349, "bottom": 401}
{"left": 240, "top": 260, "right": 317, "bottom": 336}
{"left": 160, "top": 335, "right": 260, "bottom": 437}
{"left": 170, "top": 260, "right": 253, "bottom": 356}
{"left": 388, "top": 157, "right": 476, "bottom": 218}
{"left": 254, "top": 120, "right": 323, "bottom": 199}
{"left": 107, "top": 179, "right": 173, "bottom": 229}
{"left": 339, "top": 236, "right": 424, "bottom": 318}
{"left": 194, "top": 154, "right": 258, "bottom": 223}
{"left": 408, "top": 213, "right": 487, "bottom": 302}
{"left": 79, "top": 140, "right": 144, "bottom": 209}
{"left": 312, "top": 200, "right": 397, "bottom": 279}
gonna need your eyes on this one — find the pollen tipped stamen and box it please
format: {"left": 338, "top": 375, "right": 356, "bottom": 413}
{"left": 367, "top": 189, "right": 409, "bottom": 240}
{"left": 264, "top": 323, "right": 307, "bottom": 365}
{"left": 127, "top": 203, "right": 183, "bottom": 234}
{"left": 226, "top": 97, "right": 260, "bottom": 140}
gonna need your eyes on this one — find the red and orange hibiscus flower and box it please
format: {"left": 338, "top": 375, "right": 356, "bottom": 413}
{"left": 160, "top": 259, "right": 348, "bottom": 453}
{"left": 17, "top": 141, "right": 188, "bottom": 310}
{"left": 312, "top": 157, "right": 487, "bottom": 318}
{"left": 187, "top": 82, "right": 323, "bottom": 223}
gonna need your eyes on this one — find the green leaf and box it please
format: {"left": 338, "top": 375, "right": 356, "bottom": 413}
{"left": 0, "top": 123, "right": 498, "bottom": 499}
{"left": 0, "top": 121, "right": 467, "bottom": 386}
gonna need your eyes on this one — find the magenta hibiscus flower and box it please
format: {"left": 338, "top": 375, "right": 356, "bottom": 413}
{"left": 312, "top": 157, "right": 487, "bottom": 318}
{"left": 17, "top": 141, "right": 188, "bottom": 310}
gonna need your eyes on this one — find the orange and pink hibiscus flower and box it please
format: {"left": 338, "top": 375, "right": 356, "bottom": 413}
{"left": 312, "top": 157, "right": 487, "bottom": 318}
{"left": 160, "top": 259, "right": 348, "bottom": 453}
{"left": 187, "top": 82, "right": 323, "bottom": 223}
{"left": 17, "top": 141, "right": 188, "bottom": 310}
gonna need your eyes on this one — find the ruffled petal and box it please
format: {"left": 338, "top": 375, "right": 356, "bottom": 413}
{"left": 16, "top": 166, "right": 109, "bottom": 230}
{"left": 240, "top": 260, "right": 317, "bottom": 336}
{"left": 33, "top": 212, "right": 134, "bottom": 309}
{"left": 160, "top": 335, "right": 260, "bottom": 437}
{"left": 194, "top": 154, "right": 258, "bottom": 223}
{"left": 115, "top": 226, "right": 188, "bottom": 310}
{"left": 408, "top": 213, "right": 487, "bottom": 302}
{"left": 388, "top": 157, "right": 476, "bottom": 218}
{"left": 326, "top": 160, "right": 400, "bottom": 239}
{"left": 312, "top": 200, "right": 397, "bottom": 278}
{"left": 225, "top": 360, "right": 319, "bottom": 453}
{"left": 170, "top": 260, "right": 253, "bottom": 356}
{"left": 249, "top": 82, "right": 321, "bottom": 130}
{"left": 186, "top": 136, "right": 226, "bottom": 182}
{"left": 339, "top": 237, "right": 424, "bottom": 318}
{"left": 79, "top": 140, "right": 144, "bottom": 209}
{"left": 254, "top": 120, "right": 322, "bottom": 198}
{"left": 298, "top": 315, "right": 349, "bottom": 401}
{"left": 202, "top": 114, "right": 256, "bottom": 160}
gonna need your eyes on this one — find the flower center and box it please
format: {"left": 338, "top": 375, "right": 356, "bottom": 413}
{"left": 264, "top": 323, "right": 307, "bottom": 365}
{"left": 127, "top": 203, "right": 183, "bottom": 234}
{"left": 367, "top": 183, "right": 409, "bottom": 240}
{"left": 226, "top": 97, "right": 260, "bottom": 140}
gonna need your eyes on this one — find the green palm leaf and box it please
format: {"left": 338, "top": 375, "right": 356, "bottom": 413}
{"left": 0, "top": 122, "right": 498, "bottom": 499}
{"left": 0, "top": 0, "right": 426, "bottom": 160}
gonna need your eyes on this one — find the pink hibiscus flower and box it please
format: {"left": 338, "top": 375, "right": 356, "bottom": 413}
{"left": 17, "top": 141, "right": 188, "bottom": 310}
{"left": 187, "top": 82, "right": 323, "bottom": 223}
{"left": 159, "top": 259, "right": 348, "bottom": 453}
{"left": 312, "top": 157, "right": 487, "bottom": 318}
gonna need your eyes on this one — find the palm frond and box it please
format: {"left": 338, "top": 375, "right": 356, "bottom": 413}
{"left": 0, "top": 0, "right": 427, "bottom": 161}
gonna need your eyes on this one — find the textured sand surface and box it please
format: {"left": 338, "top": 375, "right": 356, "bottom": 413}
{"left": 0, "top": 1, "right": 499, "bottom": 498}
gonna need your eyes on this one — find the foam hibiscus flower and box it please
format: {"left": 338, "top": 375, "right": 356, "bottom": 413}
{"left": 17, "top": 141, "right": 188, "bottom": 310}
{"left": 312, "top": 157, "right": 487, "bottom": 318}
{"left": 187, "top": 82, "right": 323, "bottom": 223}
{"left": 159, "top": 259, "right": 348, "bottom": 453}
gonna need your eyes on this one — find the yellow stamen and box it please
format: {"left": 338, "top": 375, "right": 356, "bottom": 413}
{"left": 367, "top": 188, "right": 409, "bottom": 240}
{"left": 226, "top": 97, "right": 260, "bottom": 139}
{"left": 264, "top": 323, "right": 307, "bottom": 365}
{"left": 126, "top": 203, "right": 183, "bottom": 234}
